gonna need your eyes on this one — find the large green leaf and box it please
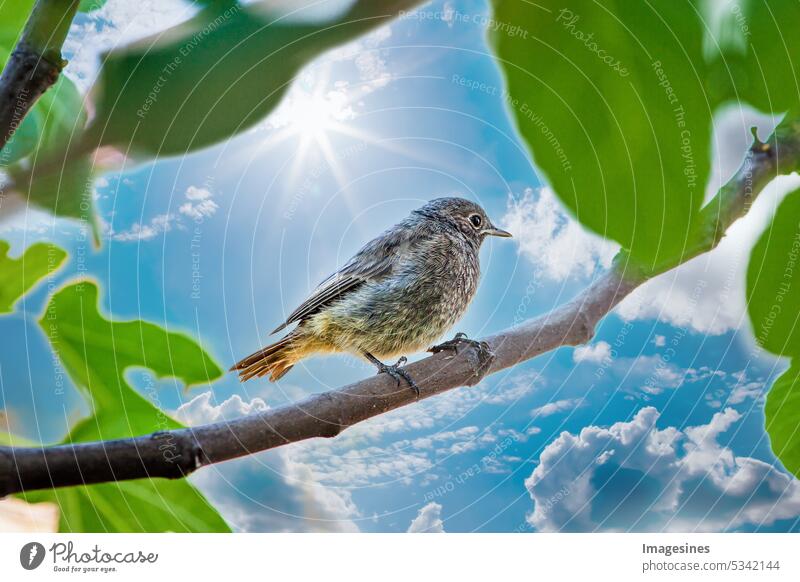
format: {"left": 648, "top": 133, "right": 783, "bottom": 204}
{"left": 83, "top": 0, "right": 420, "bottom": 156}
{"left": 490, "top": 0, "right": 711, "bottom": 269}
{"left": 40, "top": 280, "right": 223, "bottom": 440}
{"left": 19, "top": 280, "right": 230, "bottom": 532}
{"left": 704, "top": 0, "right": 800, "bottom": 113}
{"left": 22, "top": 478, "right": 229, "bottom": 533}
{"left": 0, "top": 0, "right": 34, "bottom": 46}
{"left": 747, "top": 189, "right": 800, "bottom": 478}
{"left": 765, "top": 364, "right": 800, "bottom": 478}
{"left": 0, "top": 240, "right": 67, "bottom": 313}
{"left": 747, "top": 189, "right": 800, "bottom": 357}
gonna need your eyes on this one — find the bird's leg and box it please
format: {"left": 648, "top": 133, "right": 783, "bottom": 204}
{"left": 363, "top": 352, "right": 420, "bottom": 397}
{"left": 428, "top": 332, "right": 495, "bottom": 384}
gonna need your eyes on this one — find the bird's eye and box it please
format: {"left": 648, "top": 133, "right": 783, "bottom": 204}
{"left": 469, "top": 214, "right": 482, "bottom": 228}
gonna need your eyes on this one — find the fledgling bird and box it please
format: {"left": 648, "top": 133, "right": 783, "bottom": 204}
{"left": 231, "top": 197, "right": 512, "bottom": 393}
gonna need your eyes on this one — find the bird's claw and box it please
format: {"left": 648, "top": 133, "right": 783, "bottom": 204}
{"left": 376, "top": 356, "right": 420, "bottom": 397}
{"left": 429, "top": 333, "right": 494, "bottom": 385}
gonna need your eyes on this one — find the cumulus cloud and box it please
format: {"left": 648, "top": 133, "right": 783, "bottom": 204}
{"left": 178, "top": 186, "right": 219, "bottom": 221}
{"left": 287, "top": 371, "right": 539, "bottom": 487}
{"left": 500, "top": 187, "right": 618, "bottom": 281}
{"left": 108, "top": 185, "right": 217, "bottom": 242}
{"left": 180, "top": 392, "right": 359, "bottom": 532}
{"left": 109, "top": 213, "right": 175, "bottom": 242}
{"left": 174, "top": 391, "right": 267, "bottom": 425}
{"left": 526, "top": 407, "right": 800, "bottom": 532}
{"left": 573, "top": 341, "right": 612, "bottom": 364}
{"left": 532, "top": 398, "right": 582, "bottom": 418}
{"left": 407, "top": 502, "right": 445, "bottom": 533}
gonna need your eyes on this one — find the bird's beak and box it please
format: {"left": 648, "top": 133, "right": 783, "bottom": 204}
{"left": 483, "top": 226, "right": 513, "bottom": 238}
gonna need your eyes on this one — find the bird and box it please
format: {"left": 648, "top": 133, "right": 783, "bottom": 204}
{"left": 231, "top": 197, "right": 512, "bottom": 394}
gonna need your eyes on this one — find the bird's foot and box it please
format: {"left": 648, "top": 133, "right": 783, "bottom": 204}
{"left": 429, "top": 333, "right": 494, "bottom": 385}
{"left": 374, "top": 356, "right": 420, "bottom": 397}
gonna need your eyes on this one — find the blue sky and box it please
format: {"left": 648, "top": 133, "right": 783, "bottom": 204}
{"left": 2, "top": 0, "right": 800, "bottom": 533}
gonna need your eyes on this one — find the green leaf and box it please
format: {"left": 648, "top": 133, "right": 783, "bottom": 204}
{"left": 16, "top": 155, "right": 100, "bottom": 244}
{"left": 78, "top": 0, "right": 107, "bottom": 12}
{"left": 746, "top": 189, "right": 800, "bottom": 357}
{"left": 765, "top": 363, "right": 800, "bottom": 478}
{"left": 84, "top": 1, "right": 413, "bottom": 156}
{"left": 490, "top": 0, "right": 711, "bottom": 269}
{"left": 40, "top": 280, "right": 223, "bottom": 440}
{"left": 23, "top": 279, "right": 230, "bottom": 532}
{"left": 0, "top": 240, "right": 67, "bottom": 314}
{"left": 0, "top": 0, "right": 34, "bottom": 46}
{"left": 0, "top": 422, "right": 37, "bottom": 447}
{"left": 704, "top": 0, "right": 800, "bottom": 113}
{"left": 21, "top": 479, "right": 229, "bottom": 533}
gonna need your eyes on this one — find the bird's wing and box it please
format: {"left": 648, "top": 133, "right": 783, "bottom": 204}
{"left": 271, "top": 223, "right": 415, "bottom": 334}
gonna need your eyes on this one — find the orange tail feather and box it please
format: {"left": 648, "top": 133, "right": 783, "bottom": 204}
{"left": 231, "top": 334, "right": 299, "bottom": 382}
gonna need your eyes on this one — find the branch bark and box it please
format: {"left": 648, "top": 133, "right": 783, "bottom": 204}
{"left": 1, "top": 121, "right": 799, "bottom": 497}
{"left": 0, "top": 0, "right": 79, "bottom": 154}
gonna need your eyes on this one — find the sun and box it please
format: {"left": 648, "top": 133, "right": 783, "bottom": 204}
{"left": 249, "top": 68, "right": 439, "bottom": 196}
{"left": 289, "top": 91, "right": 350, "bottom": 141}
{"left": 251, "top": 72, "right": 367, "bottom": 190}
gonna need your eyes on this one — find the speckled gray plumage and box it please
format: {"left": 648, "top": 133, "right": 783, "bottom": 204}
{"left": 233, "top": 197, "right": 511, "bottom": 382}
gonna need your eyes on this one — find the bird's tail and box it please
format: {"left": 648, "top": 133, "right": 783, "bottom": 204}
{"left": 231, "top": 333, "right": 300, "bottom": 382}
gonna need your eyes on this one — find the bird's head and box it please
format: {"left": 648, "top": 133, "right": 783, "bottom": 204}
{"left": 414, "top": 197, "right": 512, "bottom": 246}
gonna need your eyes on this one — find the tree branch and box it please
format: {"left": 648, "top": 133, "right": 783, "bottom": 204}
{"left": 1, "top": 121, "right": 799, "bottom": 497}
{"left": 0, "top": 0, "right": 79, "bottom": 153}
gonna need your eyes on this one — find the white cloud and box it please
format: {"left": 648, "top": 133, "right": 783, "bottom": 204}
{"left": 286, "top": 371, "right": 540, "bottom": 487}
{"left": 178, "top": 186, "right": 219, "bottom": 221}
{"left": 181, "top": 392, "right": 359, "bottom": 532}
{"left": 501, "top": 187, "right": 619, "bottom": 281}
{"left": 573, "top": 341, "right": 611, "bottom": 364}
{"left": 175, "top": 392, "right": 267, "bottom": 426}
{"left": 407, "top": 502, "right": 445, "bottom": 533}
{"left": 482, "top": 371, "right": 542, "bottom": 404}
{"left": 64, "top": 0, "right": 198, "bottom": 91}
{"left": 442, "top": 1, "right": 456, "bottom": 27}
{"left": 265, "top": 24, "right": 394, "bottom": 131}
{"left": 110, "top": 212, "right": 175, "bottom": 241}
{"left": 728, "top": 380, "right": 765, "bottom": 405}
{"left": 532, "top": 398, "right": 582, "bottom": 418}
{"left": 108, "top": 184, "right": 217, "bottom": 242}
{"left": 526, "top": 406, "right": 800, "bottom": 532}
